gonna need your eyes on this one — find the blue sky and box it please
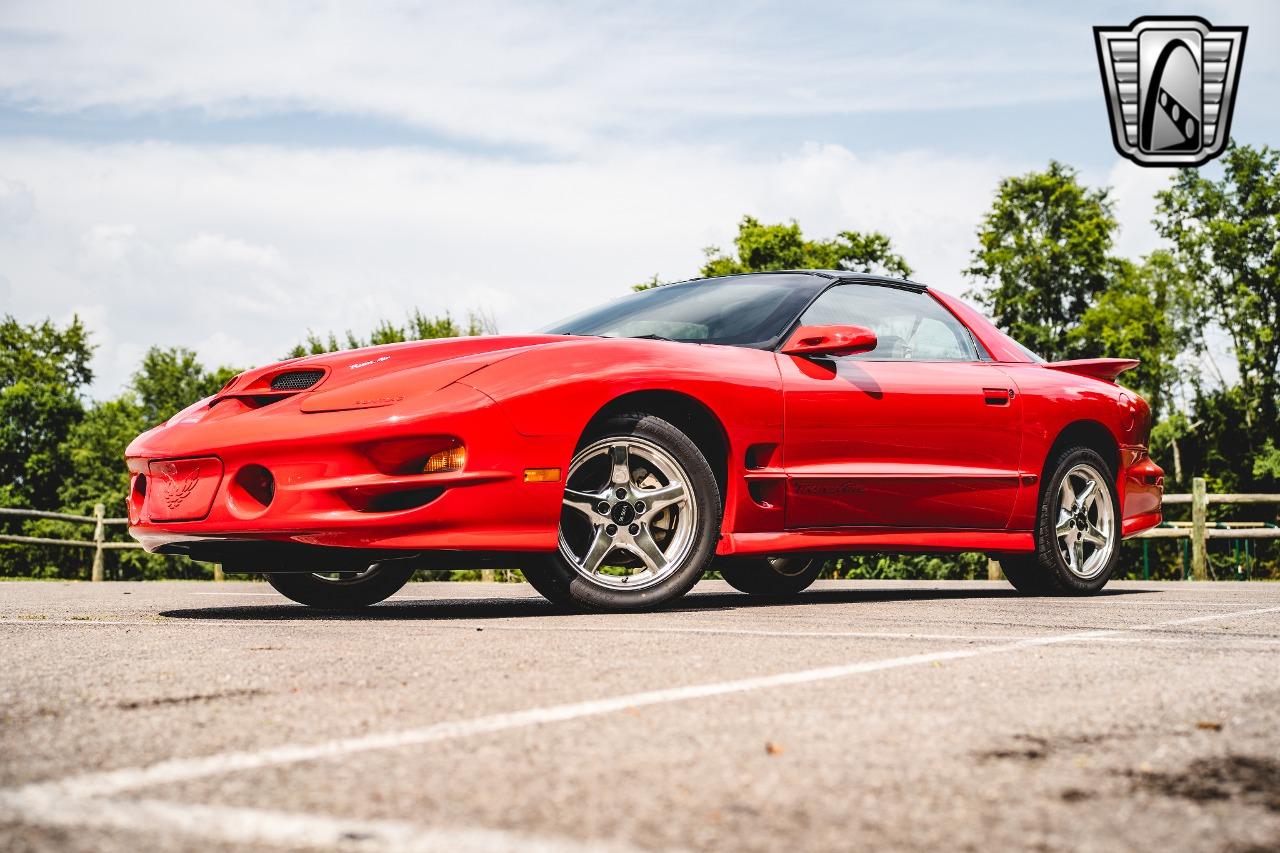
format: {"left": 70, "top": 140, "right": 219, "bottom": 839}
{"left": 0, "top": 0, "right": 1274, "bottom": 395}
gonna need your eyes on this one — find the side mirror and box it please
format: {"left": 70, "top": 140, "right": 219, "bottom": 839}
{"left": 780, "top": 324, "right": 878, "bottom": 358}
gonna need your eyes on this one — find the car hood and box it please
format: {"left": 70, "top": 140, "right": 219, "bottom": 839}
{"left": 147, "top": 335, "right": 582, "bottom": 428}
{"left": 249, "top": 335, "right": 577, "bottom": 393}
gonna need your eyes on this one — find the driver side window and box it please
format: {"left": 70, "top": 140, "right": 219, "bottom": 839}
{"left": 798, "top": 284, "right": 979, "bottom": 361}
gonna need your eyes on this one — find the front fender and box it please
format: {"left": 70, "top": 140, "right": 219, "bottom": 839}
{"left": 459, "top": 338, "right": 782, "bottom": 440}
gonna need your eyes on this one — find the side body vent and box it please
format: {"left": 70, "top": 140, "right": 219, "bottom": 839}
{"left": 270, "top": 369, "right": 325, "bottom": 391}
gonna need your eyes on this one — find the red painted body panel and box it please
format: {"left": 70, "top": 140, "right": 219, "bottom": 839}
{"left": 777, "top": 356, "right": 1023, "bottom": 530}
{"left": 125, "top": 285, "right": 1162, "bottom": 563}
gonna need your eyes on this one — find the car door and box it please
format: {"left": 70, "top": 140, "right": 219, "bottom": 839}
{"left": 779, "top": 282, "right": 1023, "bottom": 530}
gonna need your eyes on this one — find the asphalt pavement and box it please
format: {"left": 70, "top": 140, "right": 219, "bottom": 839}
{"left": 2, "top": 578, "right": 1280, "bottom": 852}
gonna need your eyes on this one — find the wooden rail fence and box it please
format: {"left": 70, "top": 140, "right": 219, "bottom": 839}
{"left": 4, "top": 478, "right": 1278, "bottom": 583}
{"left": 0, "top": 505, "right": 150, "bottom": 582}
{"left": 1132, "top": 478, "right": 1280, "bottom": 580}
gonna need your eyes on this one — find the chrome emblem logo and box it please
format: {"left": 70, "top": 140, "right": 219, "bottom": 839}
{"left": 1094, "top": 16, "right": 1247, "bottom": 167}
{"left": 157, "top": 462, "right": 201, "bottom": 510}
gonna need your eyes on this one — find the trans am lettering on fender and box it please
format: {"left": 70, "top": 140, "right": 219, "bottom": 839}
{"left": 126, "top": 272, "right": 1163, "bottom": 611}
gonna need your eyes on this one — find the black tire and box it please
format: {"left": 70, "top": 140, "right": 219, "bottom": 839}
{"left": 717, "top": 556, "right": 824, "bottom": 597}
{"left": 518, "top": 561, "right": 574, "bottom": 606}
{"left": 264, "top": 562, "right": 416, "bottom": 609}
{"left": 531, "top": 412, "right": 721, "bottom": 611}
{"left": 1000, "top": 445, "right": 1121, "bottom": 596}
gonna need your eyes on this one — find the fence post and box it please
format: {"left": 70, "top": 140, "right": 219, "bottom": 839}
{"left": 91, "top": 503, "right": 105, "bottom": 582}
{"left": 1191, "top": 477, "right": 1208, "bottom": 581}
{"left": 986, "top": 558, "right": 1002, "bottom": 581}
{"left": 213, "top": 563, "right": 225, "bottom": 582}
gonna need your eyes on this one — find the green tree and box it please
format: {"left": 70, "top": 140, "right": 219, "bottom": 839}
{"left": 965, "top": 161, "right": 1117, "bottom": 361}
{"left": 0, "top": 315, "right": 95, "bottom": 577}
{"left": 0, "top": 315, "right": 94, "bottom": 509}
{"left": 1253, "top": 440, "right": 1280, "bottom": 484}
{"left": 59, "top": 397, "right": 145, "bottom": 517}
{"left": 700, "top": 216, "right": 912, "bottom": 278}
{"left": 287, "top": 309, "right": 492, "bottom": 357}
{"left": 131, "top": 347, "right": 239, "bottom": 426}
{"left": 1155, "top": 142, "right": 1280, "bottom": 433}
{"left": 1069, "top": 250, "right": 1195, "bottom": 420}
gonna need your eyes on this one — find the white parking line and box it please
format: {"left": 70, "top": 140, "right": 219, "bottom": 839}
{"left": 11, "top": 605, "right": 1278, "bottom": 803}
{"left": 424, "top": 622, "right": 1184, "bottom": 643}
{"left": 5, "top": 617, "right": 1278, "bottom": 649}
{"left": 0, "top": 789, "right": 645, "bottom": 853}
{"left": 2, "top": 604, "right": 1276, "bottom": 851}
{"left": 0, "top": 619, "right": 162, "bottom": 626}
{"left": 0, "top": 618, "right": 1248, "bottom": 645}
{"left": 1138, "top": 601, "right": 1278, "bottom": 607}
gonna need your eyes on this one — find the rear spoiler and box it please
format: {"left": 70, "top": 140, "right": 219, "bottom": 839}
{"left": 1044, "top": 358, "right": 1140, "bottom": 383}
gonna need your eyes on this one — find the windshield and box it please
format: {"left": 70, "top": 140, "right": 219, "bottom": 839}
{"left": 542, "top": 274, "right": 823, "bottom": 349}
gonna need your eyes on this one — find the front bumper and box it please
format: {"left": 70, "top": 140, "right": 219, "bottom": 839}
{"left": 127, "top": 382, "right": 570, "bottom": 561}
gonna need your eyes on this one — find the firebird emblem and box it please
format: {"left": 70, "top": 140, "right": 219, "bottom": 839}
{"left": 157, "top": 462, "right": 201, "bottom": 510}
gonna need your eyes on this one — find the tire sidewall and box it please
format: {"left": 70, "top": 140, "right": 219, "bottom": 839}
{"left": 543, "top": 413, "right": 721, "bottom": 611}
{"left": 1038, "top": 447, "right": 1121, "bottom": 594}
{"left": 717, "top": 556, "right": 823, "bottom": 596}
{"left": 265, "top": 562, "right": 416, "bottom": 608}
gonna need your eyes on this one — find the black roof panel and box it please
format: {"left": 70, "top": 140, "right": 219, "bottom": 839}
{"left": 665, "top": 269, "right": 927, "bottom": 292}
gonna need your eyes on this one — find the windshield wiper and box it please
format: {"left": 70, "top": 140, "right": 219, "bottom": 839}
{"left": 627, "top": 333, "right": 677, "bottom": 342}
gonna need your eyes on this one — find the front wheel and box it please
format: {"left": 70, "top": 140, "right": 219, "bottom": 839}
{"left": 529, "top": 412, "right": 721, "bottom": 611}
{"left": 264, "top": 562, "right": 416, "bottom": 609}
{"left": 1000, "top": 446, "right": 1120, "bottom": 595}
{"left": 717, "top": 556, "right": 824, "bottom": 597}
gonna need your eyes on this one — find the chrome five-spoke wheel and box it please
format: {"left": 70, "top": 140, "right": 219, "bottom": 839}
{"left": 559, "top": 435, "right": 698, "bottom": 590}
{"left": 999, "top": 445, "right": 1120, "bottom": 596}
{"left": 524, "top": 412, "right": 720, "bottom": 611}
{"left": 1055, "top": 463, "right": 1116, "bottom": 580}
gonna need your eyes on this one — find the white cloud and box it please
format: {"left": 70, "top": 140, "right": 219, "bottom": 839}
{"left": 1105, "top": 161, "right": 1172, "bottom": 261}
{"left": 82, "top": 224, "right": 141, "bottom": 263}
{"left": 3, "top": 0, "right": 1246, "bottom": 402}
{"left": 0, "top": 177, "right": 35, "bottom": 233}
{"left": 0, "top": 1, "right": 1099, "bottom": 154}
{"left": 175, "top": 233, "right": 286, "bottom": 273}
{"left": 0, "top": 138, "right": 1025, "bottom": 396}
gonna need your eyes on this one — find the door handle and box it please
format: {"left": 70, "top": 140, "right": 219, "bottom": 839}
{"left": 983, "top": 387, "right": 1014, "bottom": 406}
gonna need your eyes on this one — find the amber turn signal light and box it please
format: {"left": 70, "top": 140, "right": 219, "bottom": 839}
{"left": 423, "top": 443, "right": 466, "bottom": 474}
{"left": 523, "top": 468, "right": 561, "bottom": 483}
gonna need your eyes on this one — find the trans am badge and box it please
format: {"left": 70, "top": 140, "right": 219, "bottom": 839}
{"left": 1094, "top": 16, "right": 1246, "bottom": 167}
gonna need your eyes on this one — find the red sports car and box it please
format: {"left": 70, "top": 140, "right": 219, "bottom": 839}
{"left": 126, "top": 272, "right": 1163, "bottom": 610}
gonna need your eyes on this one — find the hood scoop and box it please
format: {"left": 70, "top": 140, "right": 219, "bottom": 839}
{"left": 270, "top": 369, "right": 325, "bottom": 391}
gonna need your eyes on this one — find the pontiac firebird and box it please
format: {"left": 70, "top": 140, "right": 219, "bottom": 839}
{"left": 126, "top": 272, "right": 1164, "bottom": 610}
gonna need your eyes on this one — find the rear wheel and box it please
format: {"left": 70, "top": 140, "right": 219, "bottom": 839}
{"left": 264, "top": 562, "right": 416, "bottom": 608}
{"left": 1000, "top": 446, "right": 1119, "bottom": 595}
{"left": 717, "top": 556, "right": 824, "bottom": 597}
{"left": 528, "top": 412, "right": 721, "bottom": 611}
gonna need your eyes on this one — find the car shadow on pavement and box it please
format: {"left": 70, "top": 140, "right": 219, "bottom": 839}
{"left": 158, "top": 584, "right": 1153, "bottom": 622}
